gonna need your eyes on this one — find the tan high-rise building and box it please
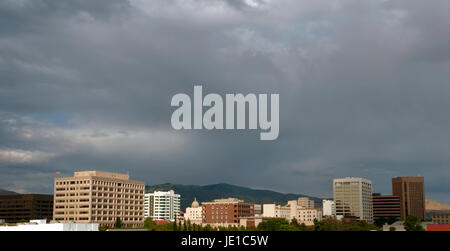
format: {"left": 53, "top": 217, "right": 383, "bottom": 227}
{"left": 53, "top": 171, "right": 146, "bottom": 228}
{"left": 333, "top": 177, "right": 373, "bottom": 223}
{"left": 392, "top": 176, "right": 425, "bottom": 220}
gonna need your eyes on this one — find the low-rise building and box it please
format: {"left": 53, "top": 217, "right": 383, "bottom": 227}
{"left": 372, "top": 193, "right": 401, "bottom": 221}
{"left": 296, "top": 208, "right": 322, "bottom": 226}
{"left": 263, "top": 199, "right": 322, "bottom": 225}
{"left": 0, "top": 194, "right": 53, "bottom": 223}
{"left": 432, "top": 213, "right": 450, "bottom": 224}
{"left": 262, "top": 204, "right": 290, "bottom": 220}
{"left": 184, "top": 198, "right": 202, "bottom": 225}
{"left": 0, "top": 219, "right": 98, "bottom": 231}
{"left": 202, "top": 198, "right": 254, "bottom": 227}
{"left": 239, "top": 216, "right": 271, "bottom": 228}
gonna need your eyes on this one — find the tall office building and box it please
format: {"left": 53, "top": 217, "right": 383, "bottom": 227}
{"left": 372, "top": 193, "right": 401, "bottom": 221}
{"left": 392, "top": 176, "right": 425, "bottom": 220}
{"left": 145, "top": 190, "right": 180, "bottom": 221}
{"left": 53, "top": 171, "right": 145, "bottom": 228}
{"left": 333, "top": 177, "right": 373, "bottom": 223}
{"left": 0, "top": 194, "right": 53, "bottom": 223}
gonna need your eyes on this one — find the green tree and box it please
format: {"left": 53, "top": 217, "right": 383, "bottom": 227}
{"left": 144, "top": 218, "right": 158, "bottom": 231}
{"left": 114, "top": 218, "right": 123, "bottom": 229}
{"left": 404, "top": 216, "right": 425, "bottom": 231}
{"left": 375, "top": 217, "right": 387, "bottom": 227}
{"left": 257, "top": 218, "right": 292, "bottom": 231}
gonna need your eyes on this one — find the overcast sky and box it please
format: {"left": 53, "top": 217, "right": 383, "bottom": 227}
{"left": 0, "top": 0, "right": 449, "bottom": 203}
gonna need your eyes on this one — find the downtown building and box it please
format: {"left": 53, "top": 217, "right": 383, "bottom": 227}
{"left": 202, "top": 198, "right": 254, "bottom": 227}
{"left": 263, "top": 198, "right": 322, "bottom": 226}
{"left": 53, "top": 171, "right": 145, "bottom": 228}
{"left": 184, "top": 198, "right": 202, "bottom": 225}
{"left": 322, "top": 199, "right": 335, "bottom": 217}
{"left": 333, "top": 177, "right": 373, "bottom": 223}
{"left": 372, "top": 193, "right": 401, "bottom": 221}
{"left": 144, "top": 190, "right": 180, "bottom": 222}
{"left": 0, "top": 194, "right": 53, "bottom": 223}
{"left": 392, "top": 176, "right": 426, "bottom": 220}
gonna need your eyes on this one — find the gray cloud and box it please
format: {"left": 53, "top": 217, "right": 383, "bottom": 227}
{"left": 0, "top": 0, "right": 449, "bottom": 202}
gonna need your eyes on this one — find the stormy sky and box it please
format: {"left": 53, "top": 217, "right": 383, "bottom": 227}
{"left": 0, "top": 0, "right": 449, "bottom": 203}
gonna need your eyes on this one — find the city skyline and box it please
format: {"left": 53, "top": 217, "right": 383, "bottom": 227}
{"left": 0, "top": 0, "right": 449, "bottom": 204}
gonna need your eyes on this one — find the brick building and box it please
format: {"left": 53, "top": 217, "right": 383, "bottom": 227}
{"left": 372, "top": 193, "right": 401, "bottom": 221}
{"left": 202, "top": 198, "right": 254, "bottom": 227}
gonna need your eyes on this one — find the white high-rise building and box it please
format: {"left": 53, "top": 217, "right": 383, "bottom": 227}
{"left": 333, "top": 177, "right": 373, "bottom": 223}
{"left": 144, "top": 190, "right": 180, "bottom": 221}
{"left": 322, "top": 200, "right": 335, "bottom": 216}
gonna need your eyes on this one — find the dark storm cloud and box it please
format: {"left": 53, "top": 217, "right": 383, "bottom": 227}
{"left": 0, "top": 0, "right": 449, "bottom": 202}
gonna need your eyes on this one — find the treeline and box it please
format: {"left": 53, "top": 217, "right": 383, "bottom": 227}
{"left": 102, "top": 215, "right": 424, "bottom": 231}
{"left": 141, "top": 217, "right": 379, "bottom": 231}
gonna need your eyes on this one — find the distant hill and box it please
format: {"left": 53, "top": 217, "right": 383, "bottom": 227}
{"left": 146, "top": 183, "right": 324, "bottom": 211}
{"left": 0, "top": 189, "right": 18, "bottom": 195}
{"left": 426, "top": 199, "right": 450, "bottom": 211}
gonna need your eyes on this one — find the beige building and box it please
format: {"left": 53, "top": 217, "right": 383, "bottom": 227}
{"left": 432, "top": 213, "right": 450, "bottom": 224}
{"left": 333, "top": 177, "right": 373, "bottom": 223}
{"left": 184, "top": 198, "right": 203, "bottom": 225}
{"left": 263, "top": 199, "right": 322, "bottom": 225}
{"left": 297, "top": 197, "right": 315, "bottom": 209}
{"left": 239, "top": 216, "right": 272, "bottom": 228}
{"left": 262, "top": 204, "right": 291, "bottom": 220}
{"left": 296, "top": 208, "right": 322, "bottom": 226}
{"left": 53, "top": 171, "right": 145, "bottom": 228}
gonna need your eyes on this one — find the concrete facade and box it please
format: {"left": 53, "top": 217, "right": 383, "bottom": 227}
{"left": 322, "top": 200, "right": 335, "bottom": 217}
{"left": 53, "top": 171, "right": 145, "bottom": 228}
{"left": 333, "top": 177, "right": 373, "bottom": 223}
{"left": 144, "top": 190, "right": 180, "bottom": 221}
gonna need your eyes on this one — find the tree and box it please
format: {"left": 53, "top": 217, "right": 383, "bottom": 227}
{"left": 375, "top": 217, "right": 387, "bottom": 227}
{"left": 257, "top": 218, "right": 294, "bottom": 231}
{"left": 144, "top": 218, "right": 158, "bottom": 231}
{"left": 403, "top": 215, "right": 425, "bottom": 231}
{"left": 114, "top": 218, "right": 123, "bottom": 229}
{"left": 187, "top": 220, "right": 192, "bottom": 231}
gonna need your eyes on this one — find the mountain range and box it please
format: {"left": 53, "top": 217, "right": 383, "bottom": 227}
{"left": 0, "top": 189, "right": 18, "bottom": 195}
{"left": 146, "top": 183, "right": 324, "bottom": 211}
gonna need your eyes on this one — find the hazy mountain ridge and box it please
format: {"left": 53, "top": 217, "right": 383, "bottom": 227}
{"left": 426, "top": 199, "right": 450, "bottom": 211}
{"left": 146, "top": 183, "right": 324, "bottom": 211}
{"left": 0, "top": 189, "right": 18, "bottom": 195}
